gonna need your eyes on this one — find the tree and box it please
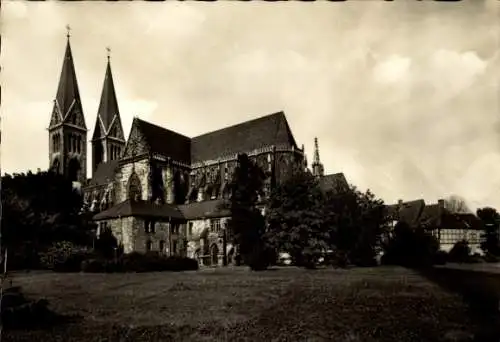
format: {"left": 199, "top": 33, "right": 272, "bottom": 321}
{"left": 448, "top": 239, "right": 471, "bottom": 263}
{"left": 445, "top": 195, "right": 471, "bottom": 214}
{"left": 477, "top": 207, "right": 500, "bottom": 256}
{"left": 1, "top": 170, "right": 92, "bottom": 269}
{"left": 381, "top": 221, "right": 440, "bottom": 268}
{"left": 265, "top": 170, "right": 388, "bottom": 268}
{"left": 224, "top": 154, "right": 268, "bottom": 270}
{"left": 324, "top": 186, "right": 388, "bottom": 267}
{"left": 265, "top": 170, "right": 327, "bottom": 268}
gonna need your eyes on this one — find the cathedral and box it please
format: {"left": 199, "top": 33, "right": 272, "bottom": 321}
{"left": 48, "top": 33, "right": 348, "bottom": 266}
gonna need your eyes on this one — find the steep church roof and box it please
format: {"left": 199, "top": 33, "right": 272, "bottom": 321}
{"left": 92, "top": 55, "right": 124, "bottom": 141}
{"left": 88, "top": 160, "right": 120, "bottom": 187}
{"left": 134, "top": 118, "right": 192, "bottom": 164}
{"left": 191, "top": 111, "right": 298, "bottom": 162}
{"left": 53, "top": 36, "right": 86, "bottom": 129}
{"left": 319, "top": 173, "right": 349, "bottom": 193}
{"left": 129, "top": 111, "right": 298, "bottom": 165}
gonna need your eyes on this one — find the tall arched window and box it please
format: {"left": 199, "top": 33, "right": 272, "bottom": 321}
{"left": 128, "top": 171, "right": 142, "bottom": 201}
{"left": 68, "top": 158, "right": 81, "bottom": 182}
{"left": 77, "top": 136, "right": 81, "bottom": 153}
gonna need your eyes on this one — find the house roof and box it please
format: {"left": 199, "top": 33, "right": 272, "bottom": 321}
{"left": 88, "top": 160, "right": 119, "bottom": 187}
{"left": 135, "top": 118, "right": 192, "bottom": 164}
{"left": 177, "top": 199, "right": 231, "bottom": 220}
{"left": 94, "top": 198, "right": 231, "bottom": 221}
{"left": 191, "top": 111, "right": 297, "bottom": 163}
{"left": 420, "top": 204, "right": 442, "bottom": 228}
{"left": 93, "top": 199, "right": 184, "bottom": 221}
{"left": 319, "top": 173, "right": 349, "bottom": 193}
{"left": 386, "top": 199, "right": 483, "bottom": 231}
{"left": 385, "top": 199, "right": 426, "bottom": 227}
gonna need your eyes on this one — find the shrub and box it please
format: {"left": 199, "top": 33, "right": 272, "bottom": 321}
{"left": 468, "top": 253, "right": 484, "bottom": 264}
{"left": 39, "top": 241, "right": 93, "bottom": 272}
{"left": 448, "top": 240, "right": 471, "bottom": 263}
{"left": 382, "top": 222, "right": 440, "bottom": 268}
{"left": 244, "top": 244, "right": 275, "bottom": 271}
{"left": 433, "top": 250, "right": 448, "bottom": 265}
{"left": 94, "top": 228, "right": 119, "bottom": 259}
{"left": 483, "top": 253, "right": 500, "bottom": 263}
{"left": 39, "top": 241, "right": 98, "bottom": 272}
{"left": 80, "top": 253, "right": 199, "bottom": 273}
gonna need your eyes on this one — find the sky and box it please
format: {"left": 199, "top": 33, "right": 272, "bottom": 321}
{"left": 1, "top": 1, "right": 499, "bottom": 211}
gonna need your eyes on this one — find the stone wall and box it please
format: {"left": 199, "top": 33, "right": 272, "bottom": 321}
{"left": 132, "top": 219, "right": 170, "bottom": 254}
{"left": 115, "top": 159, "right": 150, "bottom": 203}
{"left": 106, "top": 216, "right": 134, "bottom": 253}
{"left": 185, "top": 217, "right": 232, "bottom": 265}
{"left": 105, "top": 216, "right": 187, "bottom": 255}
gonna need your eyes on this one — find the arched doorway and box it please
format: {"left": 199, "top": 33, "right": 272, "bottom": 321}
{"left": 68, "top": 158, "right": 81, "bottom": 182}
{"left": 210, "top": 244, "right": 219, "bottom": 266}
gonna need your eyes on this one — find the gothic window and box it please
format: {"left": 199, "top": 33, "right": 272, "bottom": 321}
{"left": 210, "top": 219, "right": 221, "bottom": 233}
{"left": 150, "top": 162, "right": 164, "bottom": 204}
{"left": 159, "top": 240, "right": 165, "bottom": 254}
{"left": 188, "top": 222, "right": 193, "bottom": 238}
{"left": 128, "top": 172, "right": 142, "bottom": 201}
{"left": 94, "top": 142, "right": 104, "bottom": 167}
{"left": 77, "top": 136, "right": 81, "bottom": 153}
{"left": 51, "top": 158, "right": 60, "bottom": 173}
{"left": 68, "top": 158, "right": 81, "bottom": 182}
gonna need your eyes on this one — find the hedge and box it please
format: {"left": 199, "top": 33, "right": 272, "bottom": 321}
{"left": 80, "top": 253, "right": 199, "bottom": 273}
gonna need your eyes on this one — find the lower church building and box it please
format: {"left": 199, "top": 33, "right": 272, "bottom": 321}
{"left": 47, "top": 33, "right": 348, "bottom": 266}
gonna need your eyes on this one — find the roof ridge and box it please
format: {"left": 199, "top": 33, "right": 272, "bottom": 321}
{"left": 192, "top": 111, "right": 285, "bottom": 139}
{"left": 136, "top": 118, "right": 191, "bottom": 140}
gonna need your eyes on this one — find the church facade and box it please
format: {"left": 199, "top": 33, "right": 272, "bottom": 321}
{"left": 48, "top": 34, "right": 348, "bottom": 266}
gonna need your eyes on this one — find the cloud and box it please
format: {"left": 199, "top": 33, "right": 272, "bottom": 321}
{"left": 373, "top": 55, "right": 411, "bottom": 85}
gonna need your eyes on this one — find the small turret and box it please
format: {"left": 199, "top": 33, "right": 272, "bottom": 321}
{"left": 311, "top": 137, "right": 324, "bottom": 177}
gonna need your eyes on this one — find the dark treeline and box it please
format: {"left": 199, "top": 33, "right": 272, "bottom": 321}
{"left": 1, "top": 170, "right": 94, "bottom": 269}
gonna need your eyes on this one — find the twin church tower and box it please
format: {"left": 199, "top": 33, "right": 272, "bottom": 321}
{"left": 48, "top": 30, "right": 125, "bottom": 184}
{"left": 48, "top": 29, "right": 328, "bottom": 185}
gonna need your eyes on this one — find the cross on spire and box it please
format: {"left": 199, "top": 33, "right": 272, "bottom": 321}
{"left": 106, "top": 46, "right": 111, "bottom": 61}
{"left": 66, "top": 25, "right": 71, "bottom": 39}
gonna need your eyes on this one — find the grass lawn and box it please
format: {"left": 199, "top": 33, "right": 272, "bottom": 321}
{"left": 4, "top": 266, "right": 478, "bottom": 342}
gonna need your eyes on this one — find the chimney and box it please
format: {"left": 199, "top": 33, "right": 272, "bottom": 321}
{"left": 398, "top": 199, "right": 403, "bottom": 206}
{"left": 438, "top": 199, "right": 445, "bottom": 209}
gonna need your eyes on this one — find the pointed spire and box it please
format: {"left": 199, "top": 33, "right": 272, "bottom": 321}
{"left": 311, "top": 137, "right": 324, "bottom": 177}
{"left": 96, "top": 47, "right": 120, "bottom": 131}
{"left": 55, "top": 25, "right": 82, "bottom": 118}
{"left": 313, "top": 137, "right": 320, "bottom": 165}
